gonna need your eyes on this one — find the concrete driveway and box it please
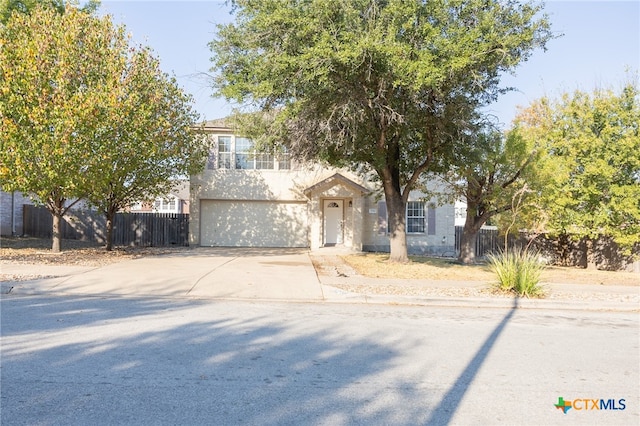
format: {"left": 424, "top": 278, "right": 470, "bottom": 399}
{"left": 5, "top": 248, "right": 325, "bottom": 301}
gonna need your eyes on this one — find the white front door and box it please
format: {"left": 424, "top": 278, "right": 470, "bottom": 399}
{"left": 323, "top": 199, "right": 343, "bottom": 246}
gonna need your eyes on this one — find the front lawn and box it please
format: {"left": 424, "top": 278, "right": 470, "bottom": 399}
{"left": 342, "top": 253, "right": 639, "bottom": 286}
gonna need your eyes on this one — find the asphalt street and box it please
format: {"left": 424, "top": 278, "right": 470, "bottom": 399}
{"left": 1, "top": 296, "right": 638, "bottom": 425}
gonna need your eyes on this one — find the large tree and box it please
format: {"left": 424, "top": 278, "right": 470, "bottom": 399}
{"left": 210, "top": 0, "right": 553, "bottom": 262}
{"left": 0, "top": 5, "right": 208, "bottom": 251}
{"left": 0, "top": 0, "right": 99, "bottom": 23}
{"left": 431, "top": 128, "right": 539, "bottom": 263}
{"left": 514, "top": 81, "right": 640, "bottom": 255}
{"left": 84, "top": 45, "right": 207, "bottom": 251}
{"left": 1, "top": 5, "right": 110, "bottom": 251}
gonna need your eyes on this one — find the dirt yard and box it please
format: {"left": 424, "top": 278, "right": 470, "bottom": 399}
{"left": 0, "top": 237, "right": 188, "bottom": 267}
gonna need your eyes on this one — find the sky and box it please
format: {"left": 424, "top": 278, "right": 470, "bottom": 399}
{"left": 99, "top": 1, "right": 639, "bottom": 127}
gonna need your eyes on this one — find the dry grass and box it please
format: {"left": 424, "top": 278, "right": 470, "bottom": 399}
{"left": 342, "top": 253, "right": 640, "bottom": 287}
{"left": 541, "top": 265, "right": 639, "bottom": 286}
{"left": 0, "top": 237, "right": 187, "bottom": 267}
{"left": 343, "top": 253, "right": 493, "bottom": 281}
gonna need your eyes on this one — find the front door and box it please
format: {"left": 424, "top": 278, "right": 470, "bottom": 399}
{"left": 323, "top": 199, "right": 343, "bottom": 246}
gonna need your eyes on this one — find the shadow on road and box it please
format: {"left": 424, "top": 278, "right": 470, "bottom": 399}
{"left": 1, "top": 296, "right": 433, "bottom": 425}
{"left": 426, "top": 297, "right": 519, "bottom": 425}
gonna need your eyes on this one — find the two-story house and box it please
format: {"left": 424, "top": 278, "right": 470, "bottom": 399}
{"left": 189, "top": 119, "right": 457, "bottom": 255}
{"left": 129, "top": 181, "right": 191, "bottom": 214}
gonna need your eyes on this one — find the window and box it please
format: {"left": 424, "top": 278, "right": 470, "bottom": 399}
{"left": 212, "top": 135, "right": 289, "bottom": 170}
{"left": 235, "top": 137, "right": 252, "bottom": 169}
{"left": 154, "top": 197, "right": 177, "bottom": 212}
{"left": 218, "top": 136, "right": 233, "bottom": 169}
{"left": 278, "top": 147, "right": 291, "bottom": 170}
{"left": 236, "top": 137, "right": 276, "bottom": 169}
{"left": 255, "top": 152, "right": 275, "bottom": 170}
{"left": 406, "top": 201, "right": 425, "bottom": 233}
{"left": 377, "top": 201, "right": 428, "bottom": 234}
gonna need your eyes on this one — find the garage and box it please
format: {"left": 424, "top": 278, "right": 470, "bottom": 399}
{"left": 200, "top": 200, "right": 309, "bottom": 247}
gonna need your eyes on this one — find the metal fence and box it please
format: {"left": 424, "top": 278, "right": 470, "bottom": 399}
{"left": 454, "top": 226, "right": 501, "bottom": 258}
{"left": 23, "top": 205, "right": 189, "bottom": 247}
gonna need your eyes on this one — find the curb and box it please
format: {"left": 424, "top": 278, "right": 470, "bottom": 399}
{"left": 320, "top": 285, "right": 640, "bottom": 312}
{"left": 2, "top": 282, "right": 638, "bottom": 313}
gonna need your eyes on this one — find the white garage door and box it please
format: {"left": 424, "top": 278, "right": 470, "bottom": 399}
{"left": 200, "top": 200, "right": 309, "bottom": 247}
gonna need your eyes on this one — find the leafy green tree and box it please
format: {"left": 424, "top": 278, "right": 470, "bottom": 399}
{"left": 210, "top": 0, "right": 553, "bottom": 262}
{"left": 84, "top": 46, "right": 207, "bottom": 251}
{"left": 1, "top": 5, "right": 112, "bottom": 251}
{"left": 0, "top": 0, "right": 99, "bottom": 24}
{"left": 0, "top": 5, "right": 208, "bottom": 252}
{"left": 514, "top": 80, "right": 640, "bottom": 255}
{"left": 432, "top": 128, "right": 539, "bottom": 263}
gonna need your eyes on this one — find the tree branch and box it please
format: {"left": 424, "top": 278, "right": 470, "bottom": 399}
{"left": 402, "top": 147, "right": 433, "bottom": 203}
{"left": 501, "top": 150, "right": 536, "bottom": 189}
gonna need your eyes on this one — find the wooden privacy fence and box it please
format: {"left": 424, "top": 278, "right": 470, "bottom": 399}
{"left": 23, "top": 205, "right": 189, "bottom": 247}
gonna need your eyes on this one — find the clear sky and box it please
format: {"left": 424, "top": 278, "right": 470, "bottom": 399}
{"left": 100, "top": 0, "right": 639, "bottom": 127}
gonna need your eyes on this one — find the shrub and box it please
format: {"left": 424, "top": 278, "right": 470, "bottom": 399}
{"left": 488, "top": 250, "right": 546, "bottom": 298}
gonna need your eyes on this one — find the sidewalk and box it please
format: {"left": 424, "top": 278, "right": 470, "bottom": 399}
{"left": 1, "top": 248, "right": 638, "bottom": 312}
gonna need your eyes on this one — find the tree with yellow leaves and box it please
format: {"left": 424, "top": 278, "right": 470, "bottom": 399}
{"left": 1, "top": 5, "right": 207, "bottom": 251}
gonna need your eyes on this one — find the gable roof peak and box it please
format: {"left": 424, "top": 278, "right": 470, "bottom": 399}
{"left": 304, "top": 173, "right": 371, "bottom": 196}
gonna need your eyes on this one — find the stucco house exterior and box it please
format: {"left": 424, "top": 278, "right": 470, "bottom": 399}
{"left": 0, "top": 190, "right": 33, "bottom": 236}
{"left": 129, "top": 181, "right": 191, "bottom": 214}
{"left": 189, "top": 119, "right": 457, "bottom": 255}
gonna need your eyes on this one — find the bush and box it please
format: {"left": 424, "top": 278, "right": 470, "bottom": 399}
{"left": 488, "top": 250, "right": 546, "bottom": 298}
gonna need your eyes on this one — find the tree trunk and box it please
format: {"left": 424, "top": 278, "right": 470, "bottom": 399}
{"left": 585, "top": 237, "right": 596, "bottom": 269}
{"left": 385, "top": 187, "right": 408, "bottom": 263}
{"left": 105, "top": 210, "right": 116, "bottom": 251}
{"left": 380, "top": 161, "right": 408, "bottom": 263}
{"left": 458, "top": 201, "right": 484, "bottom": 264}
{"left": 51, "top": 212, "right": 62, "bottom": 253}
{"left": 458, "top": 223, "right": 477, "bottom": 264}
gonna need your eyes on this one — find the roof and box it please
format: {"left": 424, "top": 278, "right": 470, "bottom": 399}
{"left": 304, "top": 173, "right": 371, "bottom": 196}
{"left": 200, "top": 118, "right": 232, "bottom": 132}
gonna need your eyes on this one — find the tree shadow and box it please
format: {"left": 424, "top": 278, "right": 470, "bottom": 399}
{"left": 426, "top": 297, "right": 519, "bottom": 425}
{"left": 194, "top": 170, "right": 309, "bottom": 248}
{"left": 2, "top": 296, "right": 437, "bottom": 425}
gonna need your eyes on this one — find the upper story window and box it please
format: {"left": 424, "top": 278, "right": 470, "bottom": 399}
{"left": 218, "top": 136, "right": 233, "bottom": 169}
{"left": 208, "top": 135, "right": 290, "bottom": 170}
{"left": 278, "top": 147, "right": 291, "bottom": 170}
{"left": 154, "top": 196, "right": 177, "bottom": 212}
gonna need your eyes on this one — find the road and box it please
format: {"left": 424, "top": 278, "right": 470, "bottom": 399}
{"left": 1, "top": 296, "right": 638, "bottom": 425}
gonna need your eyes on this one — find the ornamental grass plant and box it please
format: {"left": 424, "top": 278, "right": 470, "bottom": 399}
{"left": 487, "top": 249, "right": 546, "bottom": 298}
